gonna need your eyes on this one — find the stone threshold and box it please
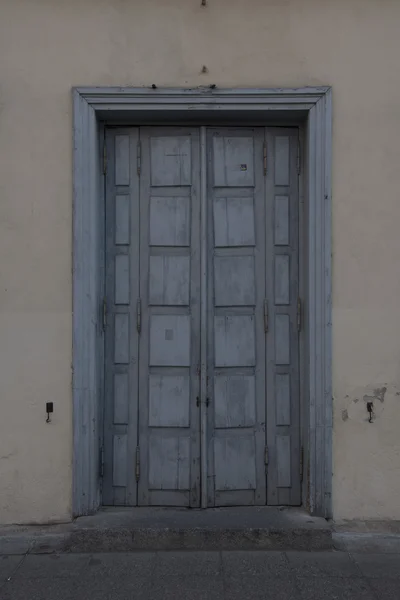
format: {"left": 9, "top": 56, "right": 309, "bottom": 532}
{"left": 0, "top": 507, "right": 332, "bottom": 554}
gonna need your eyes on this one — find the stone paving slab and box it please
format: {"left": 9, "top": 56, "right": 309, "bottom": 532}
{"left": 296, "top": 577, "right": 376, "bottom": 600}
{"left": 285, "top": 550, "right": 360, "bottom": 578}
{"left": 369, "top": 578, "right": 400, "bottom": 600}
{"left": 224, "top": 575, "right": 299, "bottom": 600}
{"left": 152, "top": 576, "right": 225, "bottom": 600}
{"left": 0, "top": 578, "right": 79, "bottom": 600}
{"left": 222, "top": 550, "right": 290, "bottom": 578}
{"left": 16, "top": 553, "right": 90, "bottom": 579}
{"left": 86, "top": 551, "right": 156, "bottom": 578}
{"left": 0, "top": 555, "right": 22, "bottom": 581}
{"left": 1, "top": 550, "right": 400, "bottom": 599}
{"left": 0, "top": 576, "right": 153, "bottom": 600}
{"left": 156, "top": 550, "right": 221, "bottom": 578}
{"left": 352, "top": 552, "right": 400, "bottom": 579}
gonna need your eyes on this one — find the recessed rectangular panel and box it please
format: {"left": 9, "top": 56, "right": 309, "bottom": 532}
{"left": 275, "top": 255, "right": 290, "bottom": 305}
{"left": 275, "top": 314, "right": 290, "bottom": 365}
{"left": 115, "top": 254, "right": 130, "bottom": 305}
{"left": 149, "top": 375, "right": 190, "bottom": 427}
{"left": 114, "top": 314, "right": 129, "bottom": 364}
{"left": 114, "top": 373, "right": 129, "bottom": 424}
{"left": 274, "top": 136, "right": 290, "bottom": 186}
{"left": 214, "top": 436, "right": 256, "bottom": 490}
{"left": 213, "top": 136, "right": 254, "bottom": 187}
{"left": 149, "top": 197, "right": 190, "bottom": 246}
{"left": 277, "top": 435, "right": 291, "bottom": 487}
{"left": 274, "top": 196, "right": 289, "bottom": 246}
{"left": 150, "top": 137, "right": 191, "bottom": 186}
{"left": 214, "top": 315, "right": 255, "bottom": 367}
{"left": 214, "top": 375, "right": 256, "bottom": 428}
{"left": 276, "top": 373, "right": 291, "bottom": 426}
{"left": 214, "top": 256, "right": 255, "bottom": 306}
{"left": 115, "top": 135, "right": 130, "bottom": 185}
{"left": 115, "top": 195, "right": 130, "bottom": 245}
{"left": 149, "top": 255, "right": 190, "bottom": 306}
{"left": 213, "top": 197, "right": 255, "bottom": 247}
{"left": 150, "top": 315, "right": 190, "bottom": 366}
{"left": 113, "top": 434, "right": 128, "bottom": 487}
{"left": 149, "top": 435, "right": 190, "bottom": 489}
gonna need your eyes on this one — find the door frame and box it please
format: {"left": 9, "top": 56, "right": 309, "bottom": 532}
{"left": 72, "top": 87, "right": 332, "bottom": 518}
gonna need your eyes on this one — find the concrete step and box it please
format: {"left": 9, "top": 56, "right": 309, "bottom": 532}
{"left": 0, "top": 507, "right": 333, "bottom": 554}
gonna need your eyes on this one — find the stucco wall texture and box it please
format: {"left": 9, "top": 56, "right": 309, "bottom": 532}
{"left": 0, "top": 0, "right": 400, "bottom": 524}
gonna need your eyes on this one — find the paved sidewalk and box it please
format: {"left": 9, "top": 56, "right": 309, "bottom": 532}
{"left": 1, "top": 550, "right": 399, "bottom": 599}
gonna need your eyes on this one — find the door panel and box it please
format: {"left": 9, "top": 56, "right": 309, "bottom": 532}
{"left": 265, "top": 128, "right": 301, "bottom": 505}
{"left": 137, "top": 128, "right": 201, "bottom": 507}
{"left": 207, "top": 129, "right": 267, "bottom": 507}
{"left": 103, "top": 129, "right": 140, "bottom": 506}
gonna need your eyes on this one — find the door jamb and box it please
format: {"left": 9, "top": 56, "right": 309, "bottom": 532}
{"left": 72, "top": 87, "right": 332, "bottom": 518}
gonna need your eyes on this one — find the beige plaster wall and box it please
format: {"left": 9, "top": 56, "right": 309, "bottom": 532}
{"left": 0, "top": 0, "right": 400, "bottom": 524}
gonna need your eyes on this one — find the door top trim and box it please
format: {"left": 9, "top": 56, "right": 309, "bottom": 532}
{"left": 75, "top": 87, "right": 330, "bottom": 111}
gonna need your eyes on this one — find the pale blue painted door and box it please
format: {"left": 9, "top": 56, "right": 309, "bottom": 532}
{"left": 103, "top": 126, "right": 300, "bottom": 507}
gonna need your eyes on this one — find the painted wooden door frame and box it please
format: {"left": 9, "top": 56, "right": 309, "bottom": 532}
{"left": 72, "top": 87, "right": 332, "bottom": 518}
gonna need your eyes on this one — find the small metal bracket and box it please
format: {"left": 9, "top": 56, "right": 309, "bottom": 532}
{"left": 135, "top": 447, "right": 140, "bottom": 481}
{"left": 263, "top": 142, "right": 267, "bottom": 175}
{"left": 264, "top": 446, "right": 269, "bottom": 467}
{"left": 136, "top": 298, "right": 142, "bottom": 334}
{"left": 297, "top": 297, "right": 302, "bottom": 332}
{"left": 197, "top": 397, "right": 210, "bottom": 407}
{"left": 137, "top": 140, "right": 141, "bottom": 176}
{"left": 297, "top": 139, "right": 301, "bottom": 175}
{"left": 300, "top": 446, "right": 304, "bottom": 481}
{"left": 263, "top": 299, "right": 269, "bottom": 333}
{"left": 99, "top": 446, "right": 104, "bottom": 479}
{"left": 102, "top": 297, "right": 107, "bottom": 331}
{"left": 367, "top": 402, "right": 374, "bottom": 423}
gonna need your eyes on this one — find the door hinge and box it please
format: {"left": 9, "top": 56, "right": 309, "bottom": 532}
{"left": 137, "top": 140, "right": 141, "bottom": 176}
{"left": 102, "top": 296, "right": 107, "bottom": 331}
{"left": 264, "top": 446, "right": 269, "bottom": 467}
{"left": 99, "top": 446, "right": 104, "bottom": 479}
{"left": 136, "top": 298, "right": 142, "bottom": 334}
{"left": 135, "top": 446, "right": 140, "bottom": 481}
{"left": 263, "top": 299, "right": 269, "bottom": 333}
{"left": 297, "top": 140, "right": 301, "bottom": 175}
{"left": 103, "top": 141, "right": 107, "bottom": 175}
{"left": 300, "top": 446, "right": 304, "bottom": 481}
{"left": 263, "top": 142, "right": 267, "bottom": 175}
{"left": 297, "top": 297, "right": 302, "bottom": 332}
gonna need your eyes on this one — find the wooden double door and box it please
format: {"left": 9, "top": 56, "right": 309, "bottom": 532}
{"left": 102, "top": 126, "right": 300, "bottom": 507}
